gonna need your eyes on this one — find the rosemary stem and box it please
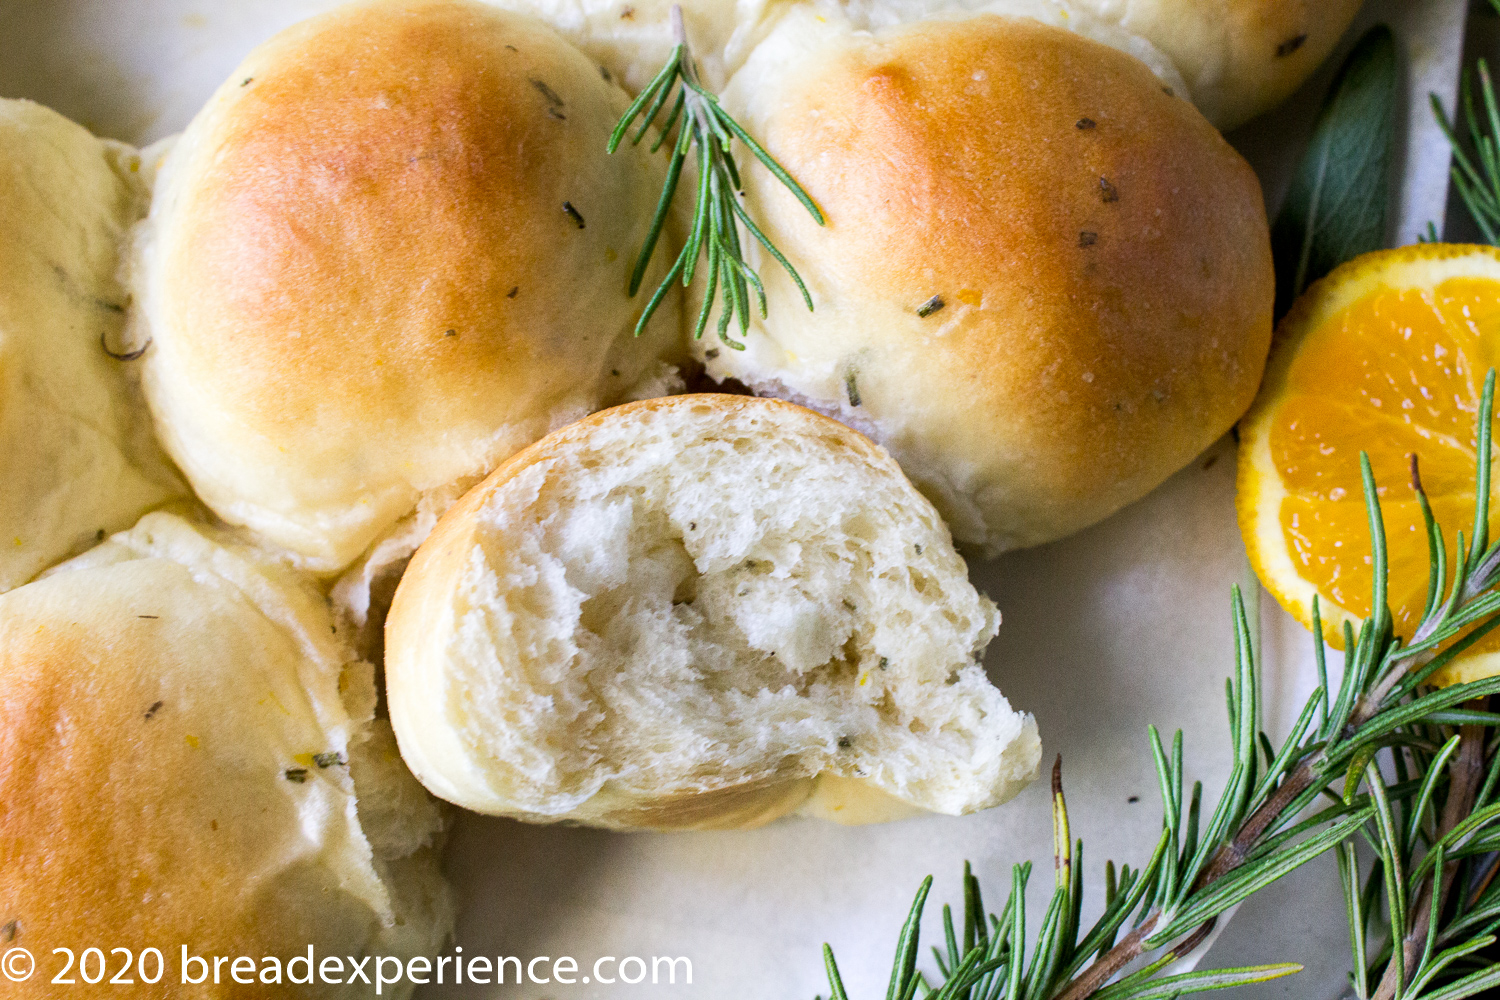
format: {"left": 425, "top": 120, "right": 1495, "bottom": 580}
{"left": 1056, "top": 646, "right": 1479, "bottom": 998}
{"left": 608, "top": 3, "right": 821, "bottom": 339}
{"left": 670, "top": 4, "right": 690, "bottom": 67}
{"left": 1371, "top": 709, "right": 1487, "bottom": 1000}
{"left": 1168, "top": 916, "right": 1219, "bottom": 966}
{"left": 1054, "top": 760, "right": 1317, "bottom": 998}
{"left": 1200, "top": 758, "right": 1321, "bottom": 887}
{"left": 1364, "top": 652, "right": 1433, "bottom": 716}
{"left": 1053, "top": 917, "right": 1159, "bottom": 1000}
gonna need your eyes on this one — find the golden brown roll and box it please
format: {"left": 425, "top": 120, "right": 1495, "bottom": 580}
{"left": 385, "top": 395, "right": 1040, "bottom": 830}
{"left": 0, "top": 512, "right": 450, "bottom": 998}
{"left": 1069, "top": 0, "right": 1367, "bottom": 130}
{"left": 0, "top": 99, "right": 183, "bottom": 593}
{"left": 135, "top": 0, "right": 682, "bottom": 575}
{"left": 693, "top": 9, "right": 1274, "bottom": 552}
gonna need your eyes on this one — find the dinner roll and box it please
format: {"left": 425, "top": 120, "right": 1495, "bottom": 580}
{"left": 0, "top": 512, "right": 450, "bottom": 997}
{"left": 501, "top": 0, "right": 1184, "bottom": 101}
{"left": 506, "top": 0, "right": 1359, "bottom": 130}
{"left": 0, "top": 99, "right": 183, "bottom": 593}
{"left": 694, "top": 10, "right": 1273, "bottom": 553}
{"left": 1068, "top": 0, "right": 1366, "bottom": 130}
{"left": 135, "top": 0, "right": 682, "bottom": 575}
{"left": 386, "top": 395, "right": 1040, "bottom": 829}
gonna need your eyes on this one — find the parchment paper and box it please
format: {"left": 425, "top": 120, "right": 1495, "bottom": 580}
{"left": 0, "top": 2, "right": 1466, "bottom": 997}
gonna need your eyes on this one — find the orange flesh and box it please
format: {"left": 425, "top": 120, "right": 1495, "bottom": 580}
{"left": 1271, "top": 277, "right": 1500, "bottom": 649}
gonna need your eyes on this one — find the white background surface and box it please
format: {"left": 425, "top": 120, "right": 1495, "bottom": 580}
{"left": 0, "top": 1, "right": 1467, "bottom": 997}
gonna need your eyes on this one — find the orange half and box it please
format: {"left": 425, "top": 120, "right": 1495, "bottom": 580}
{"left": 1238, "top": 244, "right": 1500, "bottom": 686}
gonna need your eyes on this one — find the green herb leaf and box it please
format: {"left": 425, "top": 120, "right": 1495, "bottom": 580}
{"left": 1435, "top": 57, "right": 1500, "bottom": 245}
{"left": 607, "top": 6, "right": 821, "bottom": 344}
{"left": 1269, "top": 24, "right": 1397, "bottom": 320}
{"left": 824, "top": 944, "right": 851, "bottom": 1000}
{"left": 1148, "top": 807, "right": 1372, "bottom": 944}
{"left": 1417, "top": 962, "right": 1500, "bottom": 1000}
{"left": 825, "top": 367, "right": 1500, "bottom": 1000}
{"left": 1093, "top": 963, "right": 1302, "bottom": 1000}
{"left": 888, "top": 876, "right": 933, "bottom": 1000}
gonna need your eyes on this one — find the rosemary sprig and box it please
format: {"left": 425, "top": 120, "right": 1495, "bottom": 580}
{"left": 820, "top": 371, "right": 1500, "bottom": 999}
{"left": 606, "top": 5, "right": 823, "bottom": 348}
{"left": 1433, "top": 0, "right": 1500, "bottom": 244}
{"left": 1433, "top": 57, "right": 1500, "bottom": 245}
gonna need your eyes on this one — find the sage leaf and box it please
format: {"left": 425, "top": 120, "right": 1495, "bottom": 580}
{"left": 1270, "top": 24, "right": 1397, "bottom": 320}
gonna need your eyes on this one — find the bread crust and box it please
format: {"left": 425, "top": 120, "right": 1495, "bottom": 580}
{"left": 1071, "top": 0, "right": 1366, "bottom": 130}
{"left": 0, "top": 586, "right": 373, "bottom": 996}
{"left": 387, "top": 394, "right": 1039, "bottom": 828}
{"left": 506, "top": 0, "right": 1364, "bottom": 130}
{"left": 0, "top": 515, "right": 449, "bottom": 997}
{"left": 491, "top": 0, "right": 779, "bottom": 92}
{"left": 140, "top": 0, "right": 682, "bottom": 572}
{"left": 386, "top": 396, "right": 856, "bottom": 827}
{"left": 0, "top": 99, "right": 183, "bottom": 592}
{"left": 699, "top": 13, "right": 1274, "bottom": 550}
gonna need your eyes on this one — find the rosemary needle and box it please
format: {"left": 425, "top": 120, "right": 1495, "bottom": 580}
{"left": 824, "top": 21, "right": 1500, "bottom": 996}
{"left": 821, "top": 373, "right": 1500, "bottom": 1000}
{"left": 607, "top": 5, "right": 823, "bottom": 349}
{"left": 1435, "top": 54, "right": 1500, "bottom": 246}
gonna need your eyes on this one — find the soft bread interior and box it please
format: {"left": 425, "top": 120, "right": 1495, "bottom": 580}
{"left": 387, "top": 396, "right": 1040, "bottom": 829}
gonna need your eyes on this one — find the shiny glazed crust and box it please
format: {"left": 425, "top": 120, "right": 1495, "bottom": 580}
{"left": 1070, "top": 0, "right": 1367, "bottom": 130}
{"left": 139, "top": 0, "right": 683, "bottom": 573}
{"left": 698, "top": 12, "right": 1274, "bottom": 551}
{"left": 0, "top": 514, "right": 451, "bottom": 998}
